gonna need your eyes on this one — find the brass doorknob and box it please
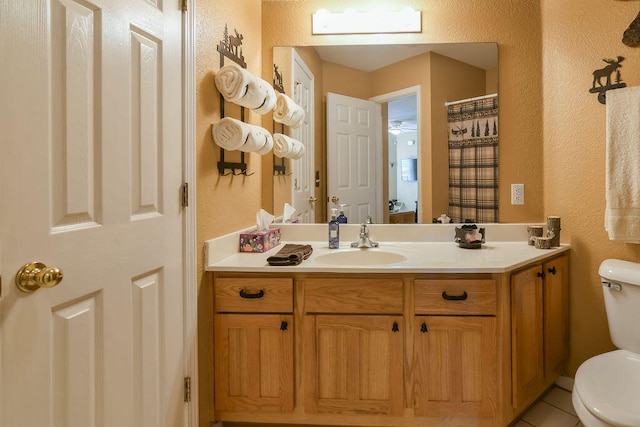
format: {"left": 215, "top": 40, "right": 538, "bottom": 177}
{"left": 331, "top": 196, "right": 340, "bottom": 203}
{"left": 308, "top": 196, "right": 318, "bottom": 203}
{"left": 15, "top": 262, "right": 64, "bottom": 293}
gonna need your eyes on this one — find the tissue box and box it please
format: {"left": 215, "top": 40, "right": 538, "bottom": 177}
{"left": 239, "top": 227, "right": 281, "bottom": 253}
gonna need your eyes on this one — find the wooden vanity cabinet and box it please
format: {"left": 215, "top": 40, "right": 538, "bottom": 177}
{"left": 209, "top": 253, "right": 569, "bottom": 426}
{"left": 213, "top": 278, "right": 294, "bottom": 413}
{"left": 302, "top": 278, "right": 405, "bottom": 416}
{"left": 511, "top": 254, "right": 569, "bottom": 409}
{"left": 413, "top": 279, "right": 497, "bottom": 419}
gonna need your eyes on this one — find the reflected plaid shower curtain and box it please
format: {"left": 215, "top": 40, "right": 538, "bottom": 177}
{"left": 447, "top": 97, "right": 499, "bottom": 223}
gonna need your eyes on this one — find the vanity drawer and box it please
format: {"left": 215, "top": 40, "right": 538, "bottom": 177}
{"left": 414, "top": 279, "right": 496, "bottom": 315}
{"left": 304, "top": 278, "right": 403, "bottom": 314}
{"left": 215, "top": 277, "right": 293, "bottom": 313}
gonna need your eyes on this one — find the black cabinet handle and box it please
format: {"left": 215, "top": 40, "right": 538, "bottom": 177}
{"left": 442, "top": 291, "right": 468, "bottom": 301}
{"left": 537, "top": 271, "right": 545, "bottom": 279}
{"left": 280, "top": 320, "right": 288, "bottom": 331}
{"left": 239, "top": 289, "right": 264, "bottom": 299}
{"left": 392, "top": 322, "right": 399, "bottom": 332}
{"left": 420, "top": 322, "right": 428, "bottom": 333}
{"left": 548, "top": 266, "right": 557, "bottom": 275}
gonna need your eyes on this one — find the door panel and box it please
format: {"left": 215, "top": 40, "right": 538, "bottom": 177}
{"left": 304, "top": 315, "right": 404, "bottom": 416}
{"left": 414, "top": 316, "right": 496, "bottom": 417}
{"left": 0, "top": 1, "right": 184, "bottom": 426}
{"left": 511, "top": 264, "right": 545, "bottom": 408}
{"left": 291, "top": 51, "right": 315, "bottom": 223}
{"left": 326, "top": 93, "right": 381, "bottom": 223}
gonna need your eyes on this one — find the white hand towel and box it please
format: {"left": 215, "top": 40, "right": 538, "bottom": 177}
{"left": 212, "top": 117, "right": 273, "bottom": 155}
{"left": 273, "top": 133, "right": 305, "bottom": 159}
{"left": 214, "top": 64, "right": 277, "bottom": 115}
{"left": 273, "top": 93, "right": 305, "bottom": 128}
{"left": 605, "top": 86, "right": 640, "bottom": 242}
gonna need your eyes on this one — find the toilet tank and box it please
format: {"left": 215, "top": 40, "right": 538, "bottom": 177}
{"left": 599, "top": 259, "right": 640, "bottom": 354}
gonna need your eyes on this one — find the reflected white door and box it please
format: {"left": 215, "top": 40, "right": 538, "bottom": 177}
{"left": 290, "top": 51, "right": 315, "bottom": 223}
{"left": 326, "top": 93, "right": 382, "bottom": 224}
{"left": 0, "top": 1, "right": 185, "bottom": 426}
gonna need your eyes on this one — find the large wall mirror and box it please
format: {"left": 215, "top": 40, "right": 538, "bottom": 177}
{"left": 272, "top": 42, "right": 498, "bottom": 225}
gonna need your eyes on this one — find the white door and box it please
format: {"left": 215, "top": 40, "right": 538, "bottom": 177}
{"left": 290, "top": 51, "right": 315, "bottom": 223}
{"left": 0, "top": 1, "right": 185, "bottom": 427}
{"left": 326, "top": 93, "right": 382, "bottom": 224}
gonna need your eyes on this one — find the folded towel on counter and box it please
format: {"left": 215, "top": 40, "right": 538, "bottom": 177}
{"left": 605, "top": 86, "right": 640, "bottom": 242}
{"left": 212, "top": 117, "right": 273, "bottom": 155}
{"left": 273, "top": 133, "right": 305, "bottom": 159}
{"left": 267, "top": 244, "right": 313, "bottom": 266}
{"left": 273, "top": 93, "right": 305, "bottom": 128}
{"left": 214, "top": 64, "right": 277, "bottom": 115}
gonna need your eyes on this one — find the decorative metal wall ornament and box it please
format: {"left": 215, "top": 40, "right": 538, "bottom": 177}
{"left": 589, "top": 56, "right": 627, "bottom": 104}
{"left": 216, "top": 24, "right": 246, "bottom": 68}
{"left": 623, "top": 10, "right": 640, "bottom": 47}
{"left": 273, "top": 64, "right": 284, "bottom": 94}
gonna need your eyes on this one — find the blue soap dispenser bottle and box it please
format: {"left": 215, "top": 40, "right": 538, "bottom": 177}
{"left": 328, "top": 208, "right": 340, "bottom": 249}
{"left": 337, "top": 204, "right": 348, "bottom": 224}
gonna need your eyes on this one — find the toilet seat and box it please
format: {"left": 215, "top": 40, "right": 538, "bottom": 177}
{"left": 574, "top": 349, "right": 640, "bottom": 427}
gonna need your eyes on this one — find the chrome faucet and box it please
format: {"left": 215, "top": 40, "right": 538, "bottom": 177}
{"left": 351, "top": 223, "right": 379, "bottom": 248}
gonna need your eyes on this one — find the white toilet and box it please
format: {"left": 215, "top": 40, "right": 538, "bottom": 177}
{"left": 572, "top": 259, "right": 640, "bottom": 427}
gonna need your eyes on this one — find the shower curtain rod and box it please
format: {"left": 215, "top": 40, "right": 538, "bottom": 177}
{"left": 444, "top": 93, "right": 498, "bottom": 106}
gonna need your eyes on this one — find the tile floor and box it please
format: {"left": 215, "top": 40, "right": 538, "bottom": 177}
{"left": 515, "top": 386, "right": 583, "bottom": 427}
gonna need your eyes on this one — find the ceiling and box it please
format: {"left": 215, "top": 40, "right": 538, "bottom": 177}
{"left": 388, "top": 95, "right": 417, "bottom": 131}
{"left": 314, "top": 43, "right": 497, "bottom": 129}
{"left": 313, "top": 42, "right": 497, "bottom": 73}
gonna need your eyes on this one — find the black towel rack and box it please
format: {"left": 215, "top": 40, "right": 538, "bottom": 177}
{"left": 215, "top": 24, "right": 253, "bottom": 176}
{"left": 272, "top": 63, "right": 290, "bottom": 176}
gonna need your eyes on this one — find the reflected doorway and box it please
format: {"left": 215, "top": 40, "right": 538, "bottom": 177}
{"left": 388, "top": 94, "right": 418, "bottom": 224}
{"left": 370, "top": 86, "right": 421, "bottom": 224}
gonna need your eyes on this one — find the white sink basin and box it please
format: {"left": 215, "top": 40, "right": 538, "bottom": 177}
{"left": 314, "top": 249, "right": 407, "bottom": 266}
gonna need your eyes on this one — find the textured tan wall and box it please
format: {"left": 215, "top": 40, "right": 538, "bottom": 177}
{"left": 195, "top": 1, "right": 262, "bottom": 423}
{"left": 197, "top": 0, "right": 264, "bottom": 247}
{"left": 542, "top": 0, "right": 640, "bottom": 375}
{"left": 195, "top": 3, "right": 640, "bottom": 421}
{"left": 428, "top": 53, "right": 488, "bottom": 219}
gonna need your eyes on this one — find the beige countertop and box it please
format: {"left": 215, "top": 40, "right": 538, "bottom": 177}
{"left": 205, "top": 223, "right": 570, "bottom": 274}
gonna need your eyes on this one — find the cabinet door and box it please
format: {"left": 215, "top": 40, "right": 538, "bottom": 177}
{"left": 214, "top": 314, "right": 294, "bottom": 413}
{"left": 413, "top": 316, "right": 496, "bottom": 417}
{"left": 304, "top": 315, "right": 404, "bottom": 416}
{"left": 511, "top": 264, "right": 545, "bottom": 408}
{"left": 544, "top": 255, "right": 569, "bottom": 381}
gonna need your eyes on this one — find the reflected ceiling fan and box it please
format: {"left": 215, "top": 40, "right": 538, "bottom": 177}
{"left": 388, "top": 120, "right": 417, "bottom": 135}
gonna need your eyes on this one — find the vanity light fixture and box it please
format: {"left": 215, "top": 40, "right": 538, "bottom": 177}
{"left": 312, "top": 7, "right": 421, "bottom": 35}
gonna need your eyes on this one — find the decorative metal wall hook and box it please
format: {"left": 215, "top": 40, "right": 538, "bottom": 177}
{"left": 273, "top": 164, "right": 292, "bottom": 176}
{"left": 589, "top": 56, "right": 627, "bottom": 104}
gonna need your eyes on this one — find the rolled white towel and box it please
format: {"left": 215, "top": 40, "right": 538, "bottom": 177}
{"left": 212, "top": 117, "right": 273, "bottom": 155}
{"left": 273, "top": 93, "right": 305, "bottom": 128}
{"left": 273, "top": 133, "right": 305, "bottom": 159}
{"left": 214, "top": 64, "right": 276, "bottom": 115}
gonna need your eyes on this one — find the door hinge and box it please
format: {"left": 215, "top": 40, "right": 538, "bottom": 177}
{"left": 184, "top": 377, "right": 191, "bottom": 402}
{"left": 180, "top": 0, "right": 187, "bottom": 12}
{"left": 181, "top": 182, "right": 189, "bottom": 208}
